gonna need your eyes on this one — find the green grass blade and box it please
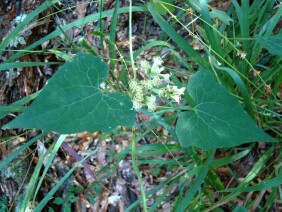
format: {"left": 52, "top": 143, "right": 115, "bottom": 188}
{"left": 109, "top": 0, "right": 120, "bottom": 68}
{"left": 0, "top": 106, "right": 26, "bottom": 113}
{"left": 32, "top": 135, "right": 67, "bottom": 204}
{"left": 6, "top": 6, "right": 147, "bottom": 63}
{"left": 222, "top": 171, "right": 282, "bottom": 192}
{"left": 231, "top": 0, "right": 250, "bottom": 75}
{"left": 139, "top": 108, "right": 178, "bottom": 139}
{"left": 21, "top": 140, "right": 56, "bottom": 211}
{"left": 126, "top": 173, "right": 182, "bottom": 212}
{"left": 0, "top": 132, "right": 47, "bottom": 170}
{"left": 210, "top": 57, "right": 255, "bottom": 119}
{"left": 0, "top": 92, "right": 39, "bottom": 119}
{"left": 34, "top": 147, "right": 98, "bottom": 211}
{"left": 99, "top": 0, "right": 105, "bottom": 52}
{"left": 208, "top": 146, "right": 274, "bottom": 210}
{"left": 147, "top": 2, "right": 210, "bottom": 69}
{"left": 0, "top": 62, "right": 60, "bottom": 71}
{"left": 251, "top": 7, "right": 282, "bottom": 64}
{"left": 0, "top": 0, "right": 59, "bottom": 54}
{"left": 133, "top": 40, "right": 170, "bottom": 59}
{"left": 149, "top": 180, "right": 177, "bottom": 211}
{"left": 176, "top": 150, "right": 216, "bottom": 211}
{"left": 199, "top": 0, "right": 222, "bottom": 56}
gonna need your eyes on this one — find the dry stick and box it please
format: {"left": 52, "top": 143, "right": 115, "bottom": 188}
{"left": 61, "top": 142, "right": 110, "bottom": 192}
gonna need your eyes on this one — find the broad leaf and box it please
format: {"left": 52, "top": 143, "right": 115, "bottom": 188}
{"left": 176, "top": 70, "right": 276, "bottom": 149}
{"left": 256, "top": 32, "right": 282, "bottom": 56}
{"left": 3, "top": 53, "right": 135, "bottom": 133}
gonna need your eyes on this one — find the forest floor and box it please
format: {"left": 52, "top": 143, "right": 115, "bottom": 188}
{"left": 0, "top": 0, "right": 281, "bottom": 211}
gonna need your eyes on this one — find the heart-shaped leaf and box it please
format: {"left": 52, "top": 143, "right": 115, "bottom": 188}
{"left": 3, "top": 53, "right": 135, "bottom": 133}
{"left": 176, "top": 70, "right": 276, "bottom": 149}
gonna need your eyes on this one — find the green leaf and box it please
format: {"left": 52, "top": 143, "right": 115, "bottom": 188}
{"left": 3, "top": 53, "right": 135, "bottom": 133}
{"left": 233, "top": 206, "right": 248, "bottom": 212}
{"left": 52, "top": 197, "right": 64, "bottom": 205}
{"left": 151, "top": 0, "right": 175, "bottom": 16}
{"left": 210, "top": 10, "right": 233, "bottom": 25}
{"left": 176, "top": 70, "right": 276, "bottom": 150}
{"left": 222, "top": 171, "right": 282, "bottom": 193}
{"left": 256, "top": 32, "right": 282, "bottom": 56}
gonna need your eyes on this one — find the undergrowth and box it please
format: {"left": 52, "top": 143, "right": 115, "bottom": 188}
{"left": 0, "top": 0, "right": 281, "bottom": 211}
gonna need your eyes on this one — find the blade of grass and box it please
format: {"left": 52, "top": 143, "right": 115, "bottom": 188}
{"left": 0, "top": 105, "right": 26, "bottom": 113}
{"left": 0, "top": 0, "right": 59, "bottom": 54}
{"left": 221, "top": 171, "right": 282, "bottom": 192}
{"left": 109, "top": 0, "right": 120, "bottom": 68}
{"left": 125, "top": 172, "right": 182, "bottom": 212}
{"left": 231, "top": 0, "right": 250, "bottom": 76}
{"left": 250, "top": 6, "right": 282, "bottom": 65}
{"left": 138, "top": 108, "right": 178, "bottom": 139}
{"left": 208, "top": 145, "right": 275, "bottom": 210}
{"left": 5, "top": 6, "right": 148, "bottom": 63}
{"left": 149, "top": 179, "right": 178, "bottom": 211}
{"left": 131, "top": 127, "right": 147, "bottom": 211}
{"left": 0, "top": 92, "right": 39, "bottom": 119}
{"left": 0, "top": 62, "right": 60, "bottom": 71}
{"left": 31, "top": 135, "right": 67, "bottom": 206}
{"left": 0, "top": 132, "right": 47, "bottom": 170}
{"left": 147, "top": 2, "right": 210, "bottom": 69}
{"left": 175, "top": 150, "right": 216, "bottom": 211}
{"left": 209, "top": 56, "right": 255, "bottom": 119}
{"left": 199, "top": 0, "right": 223, "bottom": 57}
{"left": 99, "top": 0, "right": 105, "bottom": 52}
{"left": 34, "top": 147, "right": 98, "bottom": 211}
{"left": 21, "top": 139, "right": 57, "bottom": 211}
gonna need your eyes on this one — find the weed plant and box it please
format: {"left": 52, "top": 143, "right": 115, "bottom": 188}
{"left": 0, "top": 0, "right": 281, "bottom": 211}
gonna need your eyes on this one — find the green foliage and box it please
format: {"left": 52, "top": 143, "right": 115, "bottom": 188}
{"left": 256, "top": 32, "right": 282, "bottom": 56}
{"left": 151, "top": 0, "right": 176, "bottom": 15}
{"left": 176, "top": 70, "right": 276, "bottom": 149}
{"left": 0, "top": 196, "right": 8, "bottom": 212}
{"left": 3, "top": 53, "right": 135, "bottom": 133}
{"left": 0, "top": 0, "right": 281, "bottom": 211}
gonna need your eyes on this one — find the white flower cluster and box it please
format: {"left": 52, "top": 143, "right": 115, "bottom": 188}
{"left": 129, "top": 57, "right": 186, "bottom": 111}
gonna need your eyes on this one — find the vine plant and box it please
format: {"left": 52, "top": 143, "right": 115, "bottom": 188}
{"left": 0, "top": 0, "right": 280, "bottom": 210}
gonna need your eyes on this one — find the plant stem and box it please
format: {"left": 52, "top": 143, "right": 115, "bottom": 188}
{"left": 129, "top": 0, "right": 136, "bottom": 79}
{"left": 132, "top": 126, "right": 147, "bottom": 211}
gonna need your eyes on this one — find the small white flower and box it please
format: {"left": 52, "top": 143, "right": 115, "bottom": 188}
{"left": 161, "top": 73, "right": 171, "bottom": 83}
{"left": 142, "top": 79, "right": 154, "bottom": 89}
{"left": 151, "top": 76, "right": 162, "bottom": 86}
{"left": 132, "top": 99, "right": 142, "bottom": 110}
{"left": 14, "top": 14, "right": 27, "bottom": 24}
{"left": 151, "top": 65, "right": 164, "bottom": 75}
{"left": 151, "top": 57, "right": 164, "bottom": 75}
{"left": 129, "top": 80, "right": 138, "bottom": 90}
{"left": 153, "top": 56, "right": 163, "bottom": 66}
{"left": 146, "top": 95, "right": 157, "bottom": 111}
{"left": 237, "top": 50, "right": 247, "bottom": 59}
{"left": 140, "top": 60, "right": 150, "bottom": 71}
{"left": 164, "top": 85, "right": 185, "bottom": 103}
{"left": 154, "top": 87, "right": 166, "bottom": 97}
{"left": 171, "top": 87, "right": 186, "bottom": 103}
